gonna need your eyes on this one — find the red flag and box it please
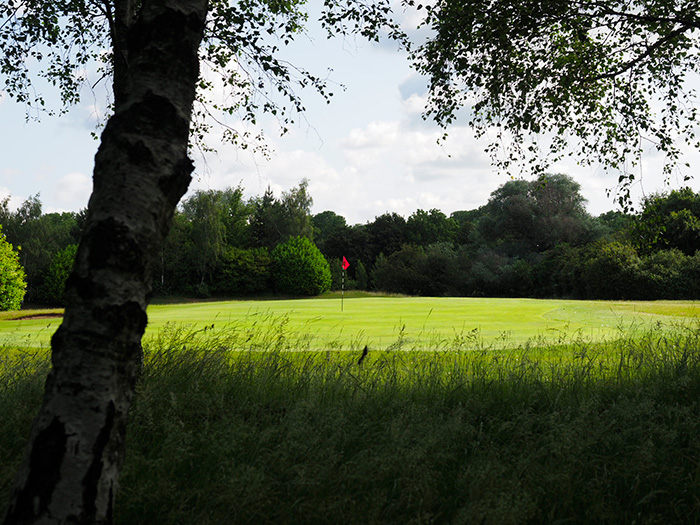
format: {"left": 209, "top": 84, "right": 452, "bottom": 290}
{"left": 342, "top": 256, "right": 350, "bottom": 270}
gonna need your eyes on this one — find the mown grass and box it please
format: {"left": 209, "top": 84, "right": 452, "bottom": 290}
{"left": 2, "top": 297, "right": 699, "bottom": 350}
{"left": 2, "top": 321, "right": 700, "bottom": 523}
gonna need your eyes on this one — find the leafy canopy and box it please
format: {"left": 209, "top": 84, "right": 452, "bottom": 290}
{"left": 474, "top": 173, "right": 597, "bottom": 256}
{"left": 1, "top": 0, "right": 406, "bottom": 149}
{"left": 633, "top": 187, "right": 700, "bottom": 254}
{"left": 410, "top": 0, "right": 700, "bottom": 207}
{"left": 0, "top": 226, "right": 27, "bottom": 311}
{"left": 271, "top": 235, "right": 331, "bottom": 295}
{"left": 41, "top": 243, "right": 78, "bottom": 305}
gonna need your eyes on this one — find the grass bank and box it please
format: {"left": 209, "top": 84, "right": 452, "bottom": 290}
{"left": 2, "top": 321, "right": 700, "bottom": 523}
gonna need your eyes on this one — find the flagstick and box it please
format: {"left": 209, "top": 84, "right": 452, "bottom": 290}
{"left": 341, "top": 256, "right": 349, "bottom": 312}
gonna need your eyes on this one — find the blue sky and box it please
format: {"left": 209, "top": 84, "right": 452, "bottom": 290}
{"left": 2, "top": 1, "right": 699, "bottom": 225}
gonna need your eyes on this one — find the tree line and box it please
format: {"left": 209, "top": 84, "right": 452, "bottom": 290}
{"left": 2, "top": 173, "right": 700, "bottom": 307}
{"left": 319, "top": 175, "right": 700, "bottom": 300}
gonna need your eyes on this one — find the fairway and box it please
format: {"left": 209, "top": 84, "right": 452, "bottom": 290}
{"left": 1, "top": 297, "right": 699, "bottom": 350}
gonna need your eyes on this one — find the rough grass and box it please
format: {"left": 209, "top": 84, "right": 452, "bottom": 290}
{"left": 2, "top": 321, "right": 700, "bottom": 523}
{"left": 0, "top": 349, "right": 51, "bottom": 505}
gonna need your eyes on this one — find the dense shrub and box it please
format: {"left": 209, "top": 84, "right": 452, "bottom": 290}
{"left": 640, "top": 249, "right": 686, "bottom": 299}
{"left": 582, "top": 241, "right": 643, "bottom": 299}
{"left": 373, "top": 243, "right": 462, "bottom": 296}
{"left": 418, "top": 242, "right": 460, "bottom": 296}
{"left": 40, "top": 244, "right": 77, "bottom": 305}
{"left": 271, "top": 236, "right": 331, "bottom": 296}
{"left": 372, "top": 245, "right": 428, "bottom": 295}
{"left": 355, "top": 260, "right": 368, "bottom": 290}
{"left": 533, "top": 243, "right": 700, "bottom": 300}
{"left": 369, "top": 236, "right": 700, "bottom": 300}
{"left": 681, "top": 253, "right": 700, "bottom": 298}
{"left": 498, "top": 258, "right": 534, "bottom": 297}
{"left": 465, "top": 249, "right": 512, "bottom": 296}
{"left": 216, "top": 247, "right": 271, "bottom": 296}
{"left": 532, "top": 244, "right": 583, "bottom": 298}
{"left": 0, "top": 227, "right": 26, "bottom": 310}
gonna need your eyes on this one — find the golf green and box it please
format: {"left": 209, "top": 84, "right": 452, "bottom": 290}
{"left": 1, "top": 297, "right": 698, "bottom": 350}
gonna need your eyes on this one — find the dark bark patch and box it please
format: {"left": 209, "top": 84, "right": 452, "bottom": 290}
{"left": 158, "top": 155, "right": 194, "bottom": 209}
{"left": 86, "top": 218, "right": 145, "bottom": 275}
{"left": 93, "top": 301, "right": 148, "bottom": 338}
{"left": 126, "top": 91, "right": 191, "bottom": 142}
{"left": 66, "top": 274, "right": 107, "bottom": 302}
{"left": 123, "top": 137, "right": 155, "bottom": 168}
{"left": 128, "top": 9, "right": 203, "bottom": 81}
{"left": 4, "top": 417, "right": 67, "bottom": 524}
{"left": 83, "top": 400, "right": 116, "bottom": 521}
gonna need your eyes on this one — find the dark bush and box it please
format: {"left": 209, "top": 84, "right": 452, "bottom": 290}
{"left": 271, "top": 236, "right": 331, "bottom": 296}
{"left": 582, "top": 241, "right": 643, "bottom": 299}
{"left": 40, "top": 243, "right": 77, "bottom": 305}
{"left": 216, "top": 247, "right": 271, "bottom": 296}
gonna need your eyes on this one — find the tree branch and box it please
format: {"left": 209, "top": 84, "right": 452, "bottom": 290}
{"left": 583, "top": 25, "right": 690, "bottom": 82}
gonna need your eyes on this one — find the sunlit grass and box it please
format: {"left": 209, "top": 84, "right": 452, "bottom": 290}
{"left": 2, "top": 297, "right": 699, "bottom": 350}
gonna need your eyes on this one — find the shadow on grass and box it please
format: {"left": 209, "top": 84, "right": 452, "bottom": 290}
{"left": 2, "top": 321, "right": 700, "bottom": 523}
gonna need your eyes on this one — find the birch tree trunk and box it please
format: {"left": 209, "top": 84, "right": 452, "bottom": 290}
{"left": 3, "top": 0, "right": 208, "bottom": 522}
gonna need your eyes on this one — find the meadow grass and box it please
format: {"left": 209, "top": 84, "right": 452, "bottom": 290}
{"left": 2, "top": 317, "right": 700, "bottom": 523}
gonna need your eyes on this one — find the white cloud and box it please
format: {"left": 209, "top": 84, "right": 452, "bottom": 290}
{"left": 324, "top": 119, "right": 502, "bottom": 220}
{"left": 52, "top": 172, "right": 92, "bottom": 211}
{"left": 1, "top": 167, "right": 22, "bottom": 185}
{"left": 0, "top": 186, "right": 24, "bottom": 211}
{"left": 402, "top": 92, "right": 427, "bottom": 115}
{"left": 342, "top": 121, "right": 401, "bottom": 150}
{"left": 392, "top": 0, "right": 436, "bottom": 36}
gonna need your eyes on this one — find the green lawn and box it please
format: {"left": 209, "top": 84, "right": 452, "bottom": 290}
{"left": 2, "top": 296, "right": 699, "bottom": 350}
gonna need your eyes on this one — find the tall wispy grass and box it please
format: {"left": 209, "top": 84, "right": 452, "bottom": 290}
{"left": 0, "top": 349, "right": 50, "bottom": 504}
{"left": 2, "top": 318, "right": 700, "bottom": 523}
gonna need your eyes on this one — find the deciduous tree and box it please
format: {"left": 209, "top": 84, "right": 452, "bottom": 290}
{"left": 406, "top": 208, "right": 459, "bottom": 247}
{"left": 41, "top": 244, "right": 79, "bottom": 306}
{"left": 0, "top": 195, "right": 79, "bottom": 302}
{"left": 366, "top": 212, "right": 407, "bottom": 265}
{"left": 633, "top": 187, "right": 700, "bottom": 254}
{"left": 216, "top": 246, "right": 272, "bottom": 295}
{"left": 180, "top": 189, "right": 229, "bottom": 293}
{"left": 271, "top": 236, "right": 331, "bottom": 296}
{"left": 474, "top": 174, "right": 596, "bottom": 257}
{"left": 312, "top": 210, "right": 348, "bottom": 254}
{"left": 410, "top": 0, "right": 700, "bottom": 205}
{"left": 250, "top": 180, "right": 315, "bottom": 250}
{"left": 0, "top": 226, "right": 26, "bottom": 311}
